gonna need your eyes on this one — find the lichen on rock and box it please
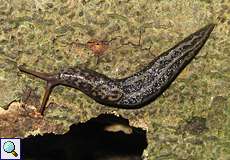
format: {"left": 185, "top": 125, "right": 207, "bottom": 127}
{"left": 0, "top": 0, "right": 230, "bottom": 159}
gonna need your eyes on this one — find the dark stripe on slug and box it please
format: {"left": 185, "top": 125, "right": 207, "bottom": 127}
{"left": 18, "top": 24, "right": 215, "bottom": 115}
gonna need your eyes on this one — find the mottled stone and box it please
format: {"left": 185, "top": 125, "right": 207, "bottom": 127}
{"left": 0, "top": 0, "right": 229, "bottom": 159}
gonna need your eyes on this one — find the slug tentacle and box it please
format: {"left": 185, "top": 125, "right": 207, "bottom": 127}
{"left": 18, "top": 66, "right": 61, "bottom": 115}
{"left": 40, "top": 83, "right": 54, "bottom": 115}
{"left": 18, "top": 24, "right": 215, "bottom": 115}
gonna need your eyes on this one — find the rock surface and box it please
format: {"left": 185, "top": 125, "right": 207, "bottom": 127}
{"left": 0, "top": 0, "right": 229, "bottom": 159}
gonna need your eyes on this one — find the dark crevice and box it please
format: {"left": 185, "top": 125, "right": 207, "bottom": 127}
{"left": 22, "top": 114, "right": 148, "bottom": 160}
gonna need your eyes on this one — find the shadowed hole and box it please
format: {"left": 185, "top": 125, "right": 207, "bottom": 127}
{"left": 22, "top": 114, "right": 148, "bottom": 160}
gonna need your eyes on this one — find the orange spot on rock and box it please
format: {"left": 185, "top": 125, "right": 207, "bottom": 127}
{"left": 86, "top": 39, "right": 109, "bottom": 56}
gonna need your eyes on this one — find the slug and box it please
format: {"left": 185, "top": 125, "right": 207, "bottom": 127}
{"left": 18, "top": 24, "right": 215, "bottom": 115}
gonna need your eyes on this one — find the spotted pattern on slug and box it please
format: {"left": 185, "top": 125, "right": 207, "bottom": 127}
{"left": 18, "top": 24, "right": 215, "bottom": 115}
{"left": 115, "top": 25, "right": 214, "bottom": 106}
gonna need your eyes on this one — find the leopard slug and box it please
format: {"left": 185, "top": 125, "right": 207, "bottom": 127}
{"left": 18, "top": 24, "right": 215, "bottom": 115}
